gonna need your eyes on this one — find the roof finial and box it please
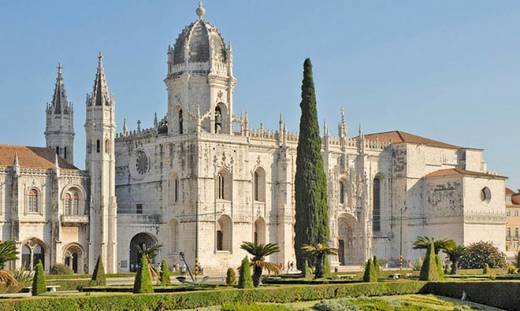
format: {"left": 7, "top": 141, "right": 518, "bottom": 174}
{"left": 57, "top": 63, "right": 63, "bottom": 76}
{"left": 196, "top": 0, "right": 205, "bottom": 19}
{"left": 97, "top": 52, "right": 104, "bottom": 68}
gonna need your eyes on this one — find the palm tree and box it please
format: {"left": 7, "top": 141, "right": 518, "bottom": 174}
{"left": 0, "top": 240, "right": 19, "bottom": 289}
{"left": 302, "top": 243, "right": 337, "bottom": 279}
{"left": 0, "top": 240, "right": 18, "bottom": 269}
{"left": 443, "top": 245, "right": 465, "bottom": 275}
{"left": 240, "top": 242, "right": 281, "bottom": 287}
{"left": 134, "top": 243, "right": 162, "bottom": 279}
{"left": 413, "top": 236, "right": 455, "bottom": 254}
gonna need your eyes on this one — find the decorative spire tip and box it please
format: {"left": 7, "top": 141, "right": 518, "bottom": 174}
{"left": 196, "top": 0, "right": 206, "bottom": 19}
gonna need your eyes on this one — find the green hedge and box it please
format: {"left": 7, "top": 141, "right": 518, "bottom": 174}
{"left": 423, "top": 281, "right": 520, "bottom": 310}
{"left": 1, "top": 281, "right": 425, "bottom": 311}
{"left": 263, "top": 278, "right": 360, "bottom": 285}
{"left": 81, "top": 284, "right": 221, "bottom": 293}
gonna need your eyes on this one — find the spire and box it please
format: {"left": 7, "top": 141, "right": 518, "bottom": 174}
{"left": 338, "top": 107, "right": 347, "bottom": 138}
{"left": 88, "top": 52, "right": 112, "bottom": 106}
{"left": 122, "top": 118, "right": 128, "bottom": 136}
{"left": 196, "top": 0, "right": 206, "bottom": 19}
{"left": 13, "top": 153, "right": 20, "bottom": 176}
{"left": 49, "top": 63, "right": 71, "bottom": 114}
{"left": 154, "top": 113, "right": 158, "bottom": 128}
{"left": 323, "top": 119, "right": 329, "bottom": 137}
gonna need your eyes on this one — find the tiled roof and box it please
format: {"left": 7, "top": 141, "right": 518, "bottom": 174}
{"left": 0, "top": 145, "right": 78, "bottom": 170}
{"left": 363, "top": 131, "right": 460, "bottom": 149}
{"left": 513, "top": 194, "right": 520, "bottom": 205}
{"left": 506, "top": 187, "right": 515, "bottom": 195}
{"left": 426, "top": 168, "right": 507, "bottom": 180}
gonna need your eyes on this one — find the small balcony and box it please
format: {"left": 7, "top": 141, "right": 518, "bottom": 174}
{"left": 61, "top": 214, "right": 89, "bottom": 226}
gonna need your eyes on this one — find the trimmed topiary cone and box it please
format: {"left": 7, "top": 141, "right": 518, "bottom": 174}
{"left": 373, "top": 256, "right": 381, "bottom": 279}
{"left": 159, "top": 259, "right": 171, "bottom": 286}
{"left": 133, "top": 256, "right": 153, "bottom": 293}
{"left": 483, "top": 263, "right": 489, "bottom": 275}
{"left": 323, "top": 255, "right": 331, "bottom": 278}
{"left": 303, "top": 259, "right": 313, "bottom": 280}
{"left": 226, "top": 267, "right": 237, "bottom": 286}
{"left": 31, "top": 260, "right": 46, "bottom": 296}
{"left": 237, "top": 256, "right": 253, "bottom": 289}
{"left": 420, "top": 242, "right": 440, "bottom": 281}
{"left": 362, "top": 258, "right": 377, "bottom": 282}
{"left": 90, "top": 256, "right": 106, "bottom": 286}
{"left": 435, "top": 255, "right": 445, "bottom": 280}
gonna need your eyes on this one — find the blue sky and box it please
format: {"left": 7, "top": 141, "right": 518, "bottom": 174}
{"left": 0, "top": 1, "right": 519, "bottom": 187}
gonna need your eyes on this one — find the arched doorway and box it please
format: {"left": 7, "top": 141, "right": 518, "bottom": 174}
{"left": 63, "top": 244, "right": 83, "bottom": 273}
{"left": 337, "top": 215, "right": 357, "bottom": 265}
{"left": 129, "top": 233, "right": 158, "bottom": 272}
{"left": 216, "top": 215, "right": 232, "bottom": 251}
{"left": 21, "top": 238, "right": 46, "bottom": 271}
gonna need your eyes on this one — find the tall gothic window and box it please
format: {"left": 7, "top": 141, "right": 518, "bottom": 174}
{"left": 372, "top": 177, "right": 382, "bottom": 232}
{"left": 174, "top": 178, "right": 179, "bottom": 203}
{"left": 179, "top": 109, "right": 184, "bottom": 134}
{"left": 339, "top": 181, "right": 345, "bottom": 204}
{"left": 64, "top": 193, "right": 72, "bottom": 215}
{"left": 64, "top": 147, "right": 67, "bottom": 159}
{"left": 253, "top": 168, "right": 266, "bottom": 202}
{"left": 218, "top": 173, "right": 225, "bottom": 200}
{"left": 96, "top": 140, "right": 101, "bottom": 153}
{"left": 55, "top": 146, "right": 60, "bottom": 156}
{"left": 28, "top": 189, "right": 39, "bottom": 213}
{"left": 105, "top": 139, "right": 110, "bottom": 153}
{"left": 215, "top": 106, "right": 222, "bottom": 133}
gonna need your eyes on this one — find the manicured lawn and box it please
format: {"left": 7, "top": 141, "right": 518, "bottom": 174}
{"left": 198, "top": 295, "right": 488, "bottom": 310}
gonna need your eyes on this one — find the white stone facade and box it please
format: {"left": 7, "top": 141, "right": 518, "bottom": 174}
{"left": 0, "top": 4, "right": 507, "bottom": 275}
{"left": 114, "top": 5, "right": 506, "bottom": 274}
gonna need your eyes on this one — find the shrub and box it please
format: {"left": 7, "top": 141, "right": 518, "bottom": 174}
{"left": 483, "top": 263, "right": 489, "bottom": 274}
{"left": 31, "top": 260, "right": 46, "bottom": 296}
{"left": 90, "top": 256, "right": 106, "bottom": 286}
{"left": 50, "top": 263, "right": 73, "bottom": 275}
{"left": 362, "top": 258, "right": 377, "bottom": 282}
{"left": 2, "top": 281, "right": 426, "bottom": 311}
{"left": 373, "top": 256, "right": 381, "bottom": 278}
{"left": 237, "top": 256, "right": 253, "bottom": 289}
{"left": 303, "top": 259, "right": 313, "bottom": 280}
{"left": 226, "top": 268, "right": 237, "bottom": 286}
{"left": 435, "top": 255, "right": 444, "bottom": 280}
{"left": 133, "top": 255, "right": 153, "bottom": 293}
{"left": 516, "top": 250, "right": 520, "bottom": 268}
{"left": 459, "top": 241, "right": 507, "bottom": 269}
{"left": 159, "top": 259, "right": 171, "bottom": 286}
{"left": 413, "top": 258, "right": 423, "bottom": 271}
{"left": 419, "top": 242, "right": 439, "bottom": 281}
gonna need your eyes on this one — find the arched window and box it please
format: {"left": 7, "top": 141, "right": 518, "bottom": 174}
{"left": 73, "top": 192, "right": 80, "bottom": 214}
{"left": 64, "top": 147, "right": 67, "bottom": 159}
{"left": 217, "top": 170, "right": 231, "bottom": 200}
{"left": 28, "top": 189, "right": 39, "bottom": 213}
{"left": 178, "top": 109, "right": 184, "bottom": 134}
{"left": 216, "top": 215, "right": 232, "bottom": 251}
{"left": 253, "top": 168, "right": 266, "bottom": 202}
{"left": 64, "top": 193, "right": 72, "bottom": 215}
{"left": 215, "top": 106, "right": 222, "bottom": 133}
{"left": 174, "top": 178, "right": 179, "bottom": 203}
{"left": 372, "top": 177, "right": 382, "bottom": 232}
{"left": 96, "top": 140, "right": 101, "bottom": 153}
{"left": 105, "top": 139, "right": 110, "bottom": 154}
{"left": 22, "top": 239, "right": 45, "bottom": 271}
{"left": 339, "top": 180, "right": 345, "bottom": 204}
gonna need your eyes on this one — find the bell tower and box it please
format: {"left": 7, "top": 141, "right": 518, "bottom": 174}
{"left": 45, "top": 64, "right": 74, "bottom": 164}
{"left": 85, "top": 53, "right": 118, "bottom": 273}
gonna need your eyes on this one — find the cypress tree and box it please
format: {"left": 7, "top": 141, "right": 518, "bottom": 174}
{"left": 90, "top": 256, "right": 106, "bottom": 286}
{"left": 226, "top": 268, "right": 237, "bottom": 286}
{"left": 294, "top": 58, "right": 329, "bottom": 270}
{"left": 419, "top": 242, "right": 440, "bottom": 281}
{"left": 237, "top": 256, "right": 253, "bottom": 289}
{"left": 362, "top": 258, "right": 377, "bottom": 282}
{"left": 133, "top": 255, "right": 153, "bottom": 293}
{"left": 31, "top": 260, "right": 46, "bottom": 296}
{"left": 159, "top": 259, "right": 171, "bottom": 286}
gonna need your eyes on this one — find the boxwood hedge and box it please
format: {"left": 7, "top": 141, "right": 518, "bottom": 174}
{"left": 1, "top": 281, "right": 425, "bottom": 311}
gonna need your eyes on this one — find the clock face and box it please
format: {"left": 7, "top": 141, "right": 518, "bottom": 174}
{"left": 135, "top": 150, "right": 149, "bottom": 175}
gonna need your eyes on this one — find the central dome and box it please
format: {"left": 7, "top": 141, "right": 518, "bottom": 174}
{"left": 173, "top": 19, "right": 227, "bottom": 65}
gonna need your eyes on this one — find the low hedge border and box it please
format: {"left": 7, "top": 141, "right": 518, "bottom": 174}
{"left": 422, "top": 281, "right": 520, "bottom": 310}
{"left": 80, "top": 284, "right": 222, "bottom": 293}
{"left": 1, "top": 281, "right": 425, "bottom": 311}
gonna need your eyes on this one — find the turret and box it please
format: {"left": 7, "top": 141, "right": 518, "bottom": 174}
{"left": 85, "top": 53, "right": 118, "bottom": 273}
{"left": 45, "top": 64, "right": 74, "bottom": 164}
